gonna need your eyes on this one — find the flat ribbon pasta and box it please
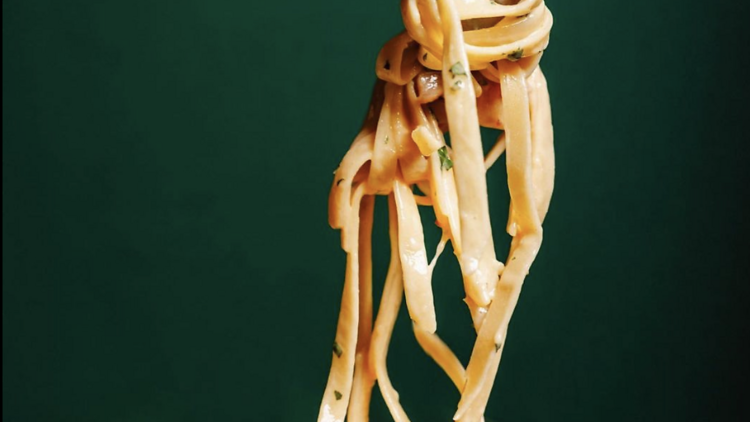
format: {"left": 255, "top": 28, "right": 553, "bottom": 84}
{"left": 319, "top": 1, "right": 554, "bottom": 420}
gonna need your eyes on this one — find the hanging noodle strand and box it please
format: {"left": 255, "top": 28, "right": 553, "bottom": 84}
{"left": 319, "top": 0, "right": 554, "bottom": 420}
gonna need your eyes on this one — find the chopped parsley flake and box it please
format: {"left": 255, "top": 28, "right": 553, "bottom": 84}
{"left": 450, "top": 61, "right": 466, "bottom": 77}
{"left": 334, "top": 390, "right": 343, "bottom": 400}
{"left": 508, "top": 48, "right": 524, "bottom": 61}
{"left": 451, "top": 79, "right": 465, "bottom": 90}
{"left": 333, "top": 341, "right": 343, "bottom": 357}
{"left": 438, "top": 147, "right": 453, "bottom": 171}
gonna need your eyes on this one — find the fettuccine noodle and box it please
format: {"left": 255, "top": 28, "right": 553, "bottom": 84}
{"left": 319, "top": 0, "right": 554, "bottom": 420}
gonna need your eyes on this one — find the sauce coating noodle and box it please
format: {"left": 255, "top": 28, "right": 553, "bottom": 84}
{"left": 320, "top": 1, "right": 554, "bottom": 420}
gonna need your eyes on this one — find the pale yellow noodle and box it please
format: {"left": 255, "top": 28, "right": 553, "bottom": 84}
{"left": 368, "top": 195, "right": 409, "bottom": 422}
{"left": 435, "top": 0, "right": 501, "bottom": 310}
{"left": 393, "top": 174, "right": 437, "bottom": 333}
{"left": 484, "top": 133, "right": 506, "bottom": 170}
{"left": 320, "top": 0, "right": 555, "bottom": 420}
{"left": 412, "top": 323, "right": 466, "bottom": 391}
{"left": 528, "top": 68, "right": 555, "bottom": 221}
{"left": 318, "top": 185, "right": 366, "bottom": 422}
{"left": 456, "top": 62, "right": 545, "bottom": 420}
{"left": 347, "top": 195, "right": 375, "bottom": 420}
{"left": 428, "top": 152, "right": 462, "bottom": 253}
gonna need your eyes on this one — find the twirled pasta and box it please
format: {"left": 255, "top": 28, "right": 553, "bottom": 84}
{"left": 319, "top": 1, "right": 554, "bottom": 420}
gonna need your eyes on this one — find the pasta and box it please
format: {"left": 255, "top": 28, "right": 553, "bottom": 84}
{"left": 319, "top": 0, "right": 554, "bottom": 420}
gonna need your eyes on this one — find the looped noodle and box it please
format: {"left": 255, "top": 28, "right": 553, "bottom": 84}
{"left": 319, "top": 1, "right": 554, "bottom": 420}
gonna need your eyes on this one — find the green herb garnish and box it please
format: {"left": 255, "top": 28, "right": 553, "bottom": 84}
{"left": 332, "top": 341, "right": 343, "bottom": 357}
{"left": 438, "top": 147, "right": 453, "bottom": 171}
{"left": 450, "top": 61, "right": 466, "bottom": 77}
{"left": 508, "top": 48, "right": 524, "bottom": 61}
{"left": 334, "top": 390, "right": 343, "bottom": 400}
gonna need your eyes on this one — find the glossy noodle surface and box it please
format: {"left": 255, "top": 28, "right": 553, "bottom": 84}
{"left": 320, "top": 1, "right": 554, "bottom": 420}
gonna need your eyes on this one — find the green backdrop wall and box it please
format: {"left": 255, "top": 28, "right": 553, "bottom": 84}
{"left": 4, "top": 1, "right": 749, "bottom": 421}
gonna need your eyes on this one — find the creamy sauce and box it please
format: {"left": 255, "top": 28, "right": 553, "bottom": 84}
{"left": 320, "top": 0, "right": 554, "bottom": 420}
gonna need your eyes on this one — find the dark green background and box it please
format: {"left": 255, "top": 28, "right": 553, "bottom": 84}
{"left": 4, "top": 0, "right": 749, "bottom": 421}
